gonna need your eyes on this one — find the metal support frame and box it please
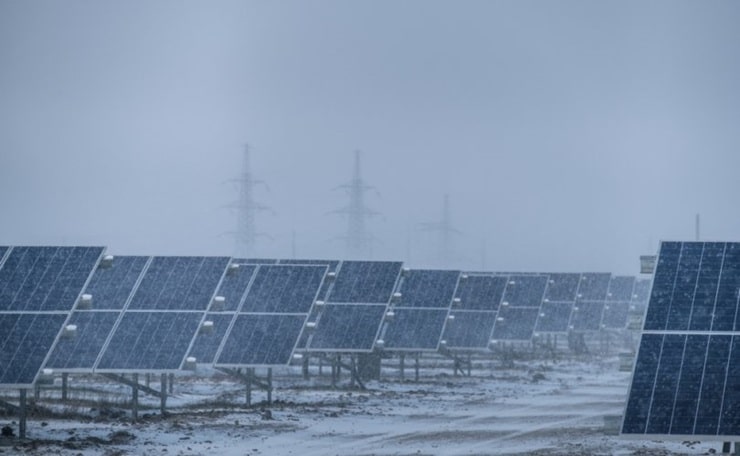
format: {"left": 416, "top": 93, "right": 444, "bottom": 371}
{"left": 100, "top": 373, "right": 169, "bottom": 420}
{"left": 440, "top": 350, "right": 472, "bottom": 377}
{"left": 318, "top": 353, "right": 366, "bottom": 389}
{"left": 61, "top": 373, "right": 69, "bottom": 401}
{"left": 216, "top": 367, "right": 273, "bottom": 406}
{"left": 19, "top": 389, "right": 27, "bottom": 439}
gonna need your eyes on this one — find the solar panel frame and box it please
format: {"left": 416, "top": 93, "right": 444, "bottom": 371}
{"left": 306, "top": 303, "right": 388, "bottom": 352}
{"left": 440, "top": 310, "right": 498, "bottom": 350}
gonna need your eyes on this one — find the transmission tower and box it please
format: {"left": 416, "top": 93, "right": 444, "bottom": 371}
{"left": 418, "top": 194, "right": 462, "bottom": 267}
{"left": 225, "top": 144, "right": 271, "bottom": 258}
{"left": 331, "top": 150, "right": 378, "bottom": 259}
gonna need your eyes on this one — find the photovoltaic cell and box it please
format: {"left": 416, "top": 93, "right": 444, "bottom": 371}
{"left": 128, "top": 256, "right": 230, "bottom": 310}
{"left": 216, "top": 314, "right": 305, "bottom": 366}
{"left": 96, "top": 311, "right": 203, "bottom": 371}
{"left": 501, "top": 275, "right": 547, "bottom": 307}
{"left": 382, "top": 308, "right": 449, "bottom": 350}
{"left": 0, "top": 313, "right": 69, "bottom": 385}
{"left": 279, "top": 259, "right": 340, "bottom": 301}
{"left": 623, "top": 241, "right": 740, "bottom": 438}
{"left": 536, "top": 301, "right": 574, "bottom": 333}
{"left": 601, "top": 276, "right": 636, "bottom": 330}
{"left": 396, "top": 270, "right": 460, "bottom": 308}
{"left": 544, "top": 273, "right": 580, "bottom": 302}
{"left": 187, "top": 313, "right": 235, "bottom": 364}
{"left": 569, "top": 301, "right": 605, "bottom": 331}
{"left": 577, "top": 273, "right": 611, "bottom": 301}
{"left": 491, "top": 306, "right": 540, "bottom": 341}
{"left": 327, "top": 261, "right": 402, "bottom": 304}
{"left": 308, "top": 304, "right": 387, "bottom": 351}
{"left": 211, "top": 264, "right": 257, "bottom": 311}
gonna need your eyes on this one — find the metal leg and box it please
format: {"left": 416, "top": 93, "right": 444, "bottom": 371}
{"left": 246, "top": 368, "right": 253, "bottom": 407}
{"left": 415, "top": 353, "right": 420, "bottom": 382}
{"left": 131, "top": 374, "right": 139, "bottom": 421}
{"left": 399, "top": 354, "right": 405, "bottom": 381}
{"left": 267, "top": 368, "right": 273, "bottom": 405}
{"left": 160, "top": 374, "right": 167, "bottom": 415}
{"left": 62, "top": 373, "right": 68, "bottom": 401}
{"left": 19, "top": 389, "right": 27, "bottom": 439}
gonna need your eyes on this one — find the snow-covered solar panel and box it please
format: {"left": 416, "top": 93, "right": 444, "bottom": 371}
{"left": 441, "top": 274, "right": 506, "bottom": 350}
{"left": 568, "top": 272, "right": 611, "bottom": 331}
{"left": 623, "top": 241, "right": 740, "bottom": 438}
{"left": 441, "top": 311, "right": 498, "bottom": 350}
{"left": 327, "top": 261, "right": 403, "bottom": 304}
{"left": 306, "top": 303, "right": 387, "bottom": 351}
{"left": 601, "top": 275, "right": 636, "bottom": 330}
{"left": 490, "top": 275, "right": 547, "bottom": 341}
{"left": 535, "top": 273, "right": 580, "bottom": 333}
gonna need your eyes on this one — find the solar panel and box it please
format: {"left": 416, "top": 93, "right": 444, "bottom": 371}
{"left": 216, "top": 314, "right": 306, "bottom": 366}
{"left": 395, "top": 269, "right": 460, "bottom": 308}
{"left": 0, "top": 313, "right": 69, "bottom": 386}
{"left": 535, "top": 273, "right": 581, "bottom": 333}
{"left": 378, "top": 269, "right": 460, "bottom": 351}
{"left": 381, "top": 308, "right": 450, "bottom": 350}
{"left": 187, "top": 313, "right": 238, "bottom": 364}
{"left": 45, "top": 311, "right": 120, "bottom": 370}
{"left": 241, "top": 264, "right": 327, "bottom": 313}
{"left": 455, "top": 275, "right": 507, "bottom": 311}
{"left": 307, "top": 304, "right": 387, "bottom": 351}
{"left": 0, "top": 247, "right": 9, "bottom": 264}
{"left": 568, "top": 272, "right": 611, "bottom": 331}
{"left": 214, "top": 265, "right": 327, "bottom": 366}
{"left": 327, "top": 261, "right": 403, "bottom": 304}
{"left": 278, "top": 259, "right": 340, "bottom": 301}
{"left": 577, "top": 273, "right": 611, "bottom": 300}
{"left": 0, "top": 246, "right": 104, "bottom": 387}
{"left": 623, "top": 241, "right": 740, "bottom": 438}
{"left": 210, "top": 263, "right": 257, "bottom": 312}
{"left": 601, "top": 276, "right": 636, "bottom": 330}
{"left": 544, "top": 273, "right": 580, "bottom": 302}
{"left": 441, "top": 311, "right": 498, "bottom": 349}
{"left": 490, "top": 275, "right": 547, "bottom": 341}
{"left": 0, "top": 246, "right": 105, "bottom": 311}
{"left": 236, "top": 258, "right": 279, "bottom": 264}
{"left": 96, "top": 311, "right": 203, "bottom": 371}
{"left": 79, "top": 256, "right": 149, "bottom": 310}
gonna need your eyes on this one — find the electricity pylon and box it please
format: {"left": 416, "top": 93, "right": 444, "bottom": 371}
{"left": 224, "top": 144, "right": 272, "bottom": 258}
{"left": 330, "top": 150, "right": 378, "bottom": 259}
{"left": 418, "top": 194, "right": 462, "bottom": 267}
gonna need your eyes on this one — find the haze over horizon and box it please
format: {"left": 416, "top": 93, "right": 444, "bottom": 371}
{"left": 2, "top": 1, "right": 740, "bottom": 275}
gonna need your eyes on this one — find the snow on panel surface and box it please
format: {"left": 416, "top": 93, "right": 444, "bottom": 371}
{"left": 187, "top": 313, "right": 235, "bottom": 364}
{"left": 441, "top": 310, "right": 497, "bottom": 349}
{"left": 491, "top": 306, "right": 540, "bottom": 341}
{"left": 46, "top": 311, "right": 120, "bottom": 370}
{"left": 536, "top": 301, "right": 574, "bottom": 333}
{"left": 544, "top": 273, "right": 581, "bottom": 302}
{"left": 82, "top": 256, "right": 149, "bottom": 310}
{"left": 501, "top": 275, "right": 547, "bottom": 307}
{"left": 454, "top": 275, "right": 507, "bottom": 311}
{"left": 241, "top": 265, "right": 327, "bottom": 313}
{"left": 212, "top": 263, "right": 257, "bottom": 312}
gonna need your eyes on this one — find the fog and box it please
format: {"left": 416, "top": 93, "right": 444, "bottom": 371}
{"left": 2, "top": 1, "right": 739, "bottom": 274}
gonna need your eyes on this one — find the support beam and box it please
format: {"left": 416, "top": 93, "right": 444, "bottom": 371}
{"left": 266, "top": 368, "right": 273, "bottom": 405}
{"left": 160, "top": 374, "right": 167, "bottom": 415}
{"left": 132, "top": 374, "right": 139, "bottom": 421}
{"left": 399, "top": 354, "right": 405, "bottom": 381}
{"left": 19, "top": 389, "right": 27, "bottom": 439}
{"left": 62, "top": 373, "right": 69, "bottom": 401}
{"left": 414, "top": 353, "right": 420, "bottom": 382}
{"left": 101, "top": 373, "right": 166, "bottom": 399}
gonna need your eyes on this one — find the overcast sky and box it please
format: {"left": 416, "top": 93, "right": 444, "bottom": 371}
{"left": 1, "top": 1, "right": 739, "bottom": 274}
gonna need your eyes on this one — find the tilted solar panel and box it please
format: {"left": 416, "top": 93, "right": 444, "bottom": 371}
{"left": 455, "top": 275, "right": 507, "bottom": 311}
{"left": 623, "top": 241, "right": 740, "bottom": 438}
{"left": 0, "top": 313, "right": 69, "bottom": 386}
{"left": 544, "top": 273, "right": 580, "bottom": 302}
{"left": 211, "top": 263, "right": 257, "bottom": 311}
{"left": 81, "top": 256, "right": 149, "bottom": 310}
{"left": 382, "top": 308, "right": 450, "bottom": 350}
{"left": 441, "top": 311, "right": 497, "bottom": 349}
{"left": 187, "top": 313, "right": 234, "bottom": 364}
{"left": 241, "top": 265, "right": 327, "bottom": 313}
{"left": 327, "top": 261, "right": 402, "bottom": 304}
{"left": 46, "top": 311, "right": 120, "bottom": 370}
{"left": 396, "top": 269, "right": 460, "bottom": 308}
{"left": 217, "top": 314, "right": 306, "bottom": 366}
{"left": 307, "top": 304, "right": 387, "bottom": 351}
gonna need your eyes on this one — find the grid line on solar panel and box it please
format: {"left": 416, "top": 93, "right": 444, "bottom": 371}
{"left": 491, "top": 307, "right": 540, "bottom": 341}
{"left": 327, "top": 261, "right": 402, "bottom": 304}
{"left": 82, "top": 256, "right": 149, "bottom": 310}
{"left": 0, "top": 246, "right": 105, "bottom": 312}
{"left": 307, "top": 303, "right": 387, "bottom": 351}
{"left": 454, "top": 275, "right": 507, "bottom": 311}
{"left": 212, "top": 263, "right": 257, "bottom": 312}
{"left": 127, "top": 256, "right": 230, "bottom": 310}
{"left": 0, "top": 247, "right": 9, "bottom": 266}
{"left": 395, "top": 270, "right": 460, "bottom": 308}
{"left": 45, "top": 311, "right": 120, "bottom": 370}
{"left": 440, "top": 310, "right": 497, "bottom": 349}
{"left": 215, "top": 314, "right": 306, "bottom": 366}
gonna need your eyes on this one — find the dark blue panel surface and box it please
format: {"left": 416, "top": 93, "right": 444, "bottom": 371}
{"left": 128, "top": 256, "right": 229, "bottom": 310}
{"left": 382, "top": 308, "right": 449, "bottom": 350}
{"left": 0, "top": 246, "right": 103, "bottom": 311}
{"left": 216, "top": 314, "right": 305, "bottom": 365}
{"left": 670, "top": 334, "right": 708, "bottom": 435}
{"left": 46, "top": 311, "right": 120, "bottom": 369}
{"left": 623, "top": 334, "right": 664, "bottom": 434}
{"left": 97, "top": 312, "right": 202, "bottom": 370}
{"left": 241, "top": 265, "right": 326, "bottom": 313}
{"left": 646, "top": 334, "right": 685, "bottom": 434}
{"left": 327, "top": 261, "right": 402, "bottom": 304}
{"left": 720, "top": 336, "right": 740, "bottom": 435}
{"left": 441, "top": 311, "right": 497, "bottom": 349}
{"left": 544, "top": 273, "right": 581, "bottom": 302}
{"left": 455, "top": 275, "right": 507, "bottom": 311}
{"left": 569, "top": 301, "right": 605, "bottom": 331}
{"left": 644, "top": 242, "right": 682, "bottom": 330}
{"left": 84, "top": 256, "right": 148, "bottom": 310}
{"left": 308, "top": 304, "right": 386, "bottom": 351}
{"left": 491, "top": 307, "right": 539, "bottom": 341}
{"left": 187, "top": 313, "right": 235, "bottom": 364}
{"left": 396, "top": 270, "right": 459, "bottom": 308}
{"left": 501, "top": 275, "right": 547, "bottom": 307}
{"left": 694, "top": 335, "right": 731, "bottom": 435}
{"left": 0, "top": 313, "right": 68, "bottom": 385}
{"left": 0, "top": 247, "right": 8, "bottom": 262}
{"left": 535, "top": 301, "right": 573, "bottom": 333}
{"left": 236, "top": 258, "right": 279, "bottom": 264}
{"left": 719, "top": 243, "right": 740, "bottom": 332}
{"left": 279, "top": 259, "right": 340, "bottom": 301}
{"left": 213, "top": 264, "right": 256, "bottom": 311}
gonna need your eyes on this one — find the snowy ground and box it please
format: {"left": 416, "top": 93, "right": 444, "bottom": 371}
{"left": 0, "top": 356, "right": 723, "bottom": 455}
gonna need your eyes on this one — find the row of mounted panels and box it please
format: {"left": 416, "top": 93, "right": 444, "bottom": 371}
{"left": 0, "top": 246, "right": 647, "bottom": 389}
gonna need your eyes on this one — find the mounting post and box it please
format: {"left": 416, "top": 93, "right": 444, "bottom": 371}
{"left": 415, "top": 353, "right": 420, "bottom": 382}
{"left": 246, "top": 368, "right": 253, "bottom": 406}
{"left": 267, "top": 368, "right": 273, "bottom": 405}
{"left": 131, "top": 374, "right": 139, "bottom": 421}
{"left": 399, "top": 353, "right": 405, "bottom": 381}
{"left": 61, "top": 373, "right": 69, "bottom": 401}
{"left": 160, "top": 374, "right": 167, "bottom": 415}
{"left": 18, "top": 389, "right": 27, "bottom": 439}
{"left": 302, "top": 355, "right": 310, "bottom": 380}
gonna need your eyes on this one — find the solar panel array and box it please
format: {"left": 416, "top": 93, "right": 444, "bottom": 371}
{"left": 307, "top": 261, "right": 402, "bottom": 352}
{"left": 492, "top": 275, "right": 548, "bottom": 341}
{"left": 601, "top": 275, "right": 636, "bottom": 330}
{"left": 536, "top": 273, "right": 581, "bottom": 333}
{"left": 569, "top": 273, "right": 611, "bottom": 331}
{"left": 380, "top": 269, "right": 460, "bottom": 351}
{"left": 623, "top": 241, "right": 740, "bottom": 438}
{"left": 0, "top": 246, "right": 104, "bottom": 387}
